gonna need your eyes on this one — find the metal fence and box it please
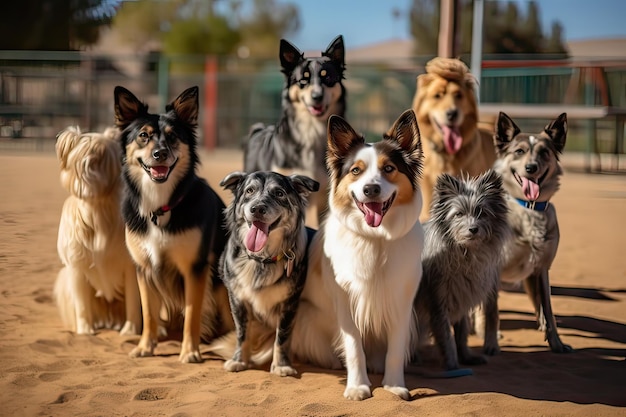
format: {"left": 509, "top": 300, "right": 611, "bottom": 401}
{"left": 1, "top": 50, "right": 625, "bottom": 154}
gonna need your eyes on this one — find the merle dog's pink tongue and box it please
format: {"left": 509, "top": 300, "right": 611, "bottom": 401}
{"left": 363, "top": 202, "right": 383, "bottom": 227}
{"left": 521, "top": 177, "right": 540, "bottom": 201}
{"left": 245, "top": 221, "right": 269, "bottom": 252}
{"left": 441, "top": 125, "right": 462, "bottom": 154}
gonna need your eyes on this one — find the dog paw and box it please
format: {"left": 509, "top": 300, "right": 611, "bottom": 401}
{"left": 270, "top": 364, "right": 297, "bottom": 377}
{"left": 179, "top": 350, "right": 203, "bottom": 363}
{"left": 383, "top": 385, "right": 410, "bottom": 400}
{"left": 224, "top": 359, "right": 248, "bottom": 372}
{"left": 460, "top": 354, "right": 488, "bottom": 366}
{"left": 343, "top": 385, "right": 372, "bottom": 401}
{"left": 119, "top": 321, "right": 139, "bottom": 336}
{"left": 75, "top": 322, "right": 96, "bottom": 335}
{"left": 482, "top": 343, "right": 501, "bottom": 356}
{"left": 129, "top": 345, "right": 154, "bottom": 358}
{"left": 550, "top": 342, "right": 574, "bottom": 353}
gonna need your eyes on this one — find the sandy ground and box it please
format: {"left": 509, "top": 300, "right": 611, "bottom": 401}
{"left": 0, "top": 149, "right": 625, "bottom": 417}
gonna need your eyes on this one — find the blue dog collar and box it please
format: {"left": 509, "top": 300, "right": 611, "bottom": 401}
{"left": 515, "top": 198, "right": 550, "bottom": 211}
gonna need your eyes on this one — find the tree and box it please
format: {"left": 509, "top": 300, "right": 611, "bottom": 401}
{"left": 409, "top": 0, "right": 569, "bottom": 58}
{"left": 0, "top": 0, "right": 119, "bottom": 50}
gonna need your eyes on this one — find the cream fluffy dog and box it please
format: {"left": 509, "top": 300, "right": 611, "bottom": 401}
{"left": 54, "top": 126, "right": 141, "bottom": 335}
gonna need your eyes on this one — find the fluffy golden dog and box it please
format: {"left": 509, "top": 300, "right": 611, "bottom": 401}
{"left": 412, "top": 57, "right": 496, "bottom": 221}
{"left": 54, "top": 126, "right": 141, "bottom": 335}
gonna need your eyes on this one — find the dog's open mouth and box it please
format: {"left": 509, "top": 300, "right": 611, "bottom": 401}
{"left": 353, "top": 193, "right": 396, "bottom": 228}
{"left": 139, "top": 158, "right": 177, "bottom": 183}
{"left": 308, "top": 104, "right": 326, "bottom": 117}
{"left": 433, "top": 119, "right": 462, "bottom": 155}
{"left": 513, "top": 170, "right": 547, "bottom": 201}
{"left": 245, "top": 219, "right": 279, "bottom": 253}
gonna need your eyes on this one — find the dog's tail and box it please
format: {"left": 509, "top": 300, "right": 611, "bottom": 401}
{"left": 206, "top": 321, "right": 275, "bottom": 365}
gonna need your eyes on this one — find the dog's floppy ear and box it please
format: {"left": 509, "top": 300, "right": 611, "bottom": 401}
{"left": 327, "top": 115, "right": 364, "bottom": 160}
{"left": 220, "top": 171, "right": 247, "bottom": 193}
{"left": 323, "top": 35, "right": 345, "bottom": 71}
{"left": 280, "top": 39, "right": 304, "bottom": 75}
{"left": 167, "top": 86, "right": 199, "bottom": 127}
{"left": 494, "top": 112, "right": 521, "bottom": 155}
{"left": 544, "top": 113, "right": 567, "bottom": 154}
{"left": 55, "top": 126, "right": 82, "bottom": 169}
{"left": 289, "top": 175, "right": 320, "bottom": 197}
{"left": 114, "top": 86, "right": 148, "bottom": 130}
{"left": 413, "top": 73, "right": 433, "bottom": 111}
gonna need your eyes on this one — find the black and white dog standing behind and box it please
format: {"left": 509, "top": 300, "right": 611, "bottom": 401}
{"left": 489, "top": 111, "right": 573, "bottom": 353}
{"left": 114, "top": 85, "right": 233, "bottom": 363}
{"left": 315, "top": 109, "right": 424, "bottom": 400}
{"left": 414, "top": 170, "right": 509, "bottom": 372}
{"left": 243, "top": 35, "right": 346, "bottom": 226}
{"left": 218, "top": 171, "right": 319, "bottom": 376}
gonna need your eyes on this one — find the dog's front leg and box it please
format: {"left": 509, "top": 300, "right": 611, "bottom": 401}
{"left": 482, "top": 287, "right": 501, "bottom": 356}
{"left": 179, "top": 272, "right": 207, "bottom": 363}
{"left": 224, "top": 295, "right": 250, "bottom": 372}
{"left": 536, "top": 270, "right": 573, "bottom": 353}
{"left": 336, "top": 294, "right": 371, "bottom": 400}
{"left": 120, "top": 264, "right": 142, "bottom": 336}
{"left": 69, "top": 267, "right": 95, "bottom": 335}
{"left": 428, "top": 300, "right": 459, "bottom": 370}
{"left": 455, "top": 314, "right": 487, "bottom": 365}
{"left": 382, "top": 310, "right": 412, "bottom": 400}
{"left": 270, "top": 297, "right": 299, "bottom": 377}
{"left": 129, "top": 268, "right": 160, "bottom": 358}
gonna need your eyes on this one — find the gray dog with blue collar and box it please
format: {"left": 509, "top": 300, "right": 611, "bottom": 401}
{"left": 485, "top": 111, "right": 573, "bottom": 354}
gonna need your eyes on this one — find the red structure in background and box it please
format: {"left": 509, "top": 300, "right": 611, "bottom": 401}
{"left": 203, "top": 56, "right": 218, "bottom": 150}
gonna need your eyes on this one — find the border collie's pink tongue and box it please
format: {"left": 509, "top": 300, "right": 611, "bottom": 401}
{"left": 308, "top": 105, "right": 324, "bottom": 117}
{"left": 150, "top": 166, "right": 169, "bottom": 180}
{"left": 363, "top": 202, "right": 383, "bottom": 227}
{"left": 441, "top": 125, "right": 462, "bottom": 154}
{"left": 245, "top": 221, "right": 269, "bottom": 252}
{"left": 521, "top": 177, "right": 540, "bottom": 201}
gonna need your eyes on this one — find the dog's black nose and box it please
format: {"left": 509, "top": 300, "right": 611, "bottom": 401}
{"left": 525, "top": 163, "right": 538, "bottom": 174}
{"left": 446, "top": 109, "right": 458, "bottom": 122}
{"left": 469, "top": 226, "right": 478, "bottom": 235}
{"left": 311, "top": 89, "right": 323, "bottom": 103}
{"left": 152, "top": 148, "right": 169, "bottom": 161}
{"left": 250, "top": 204, "right": 267, "bottom": 215}
{"left": 363, "top": 184, "right": 381, "bottom": 198}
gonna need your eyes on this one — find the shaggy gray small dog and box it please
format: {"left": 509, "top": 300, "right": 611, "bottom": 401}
{"left": 414, "top": 170, "right": 509, "bottom": 370}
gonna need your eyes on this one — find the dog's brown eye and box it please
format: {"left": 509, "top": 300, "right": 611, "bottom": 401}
{"left": 454, "top": 91, "right": 463, "bottom": 99}
{"left": 245, "top": 187, "right": 254, "bottom": 194}
{"left": 137, "top": 132, "right": 149, "bottom": 145}
{"left": 514, "top": 148, "right": 525, "bottom": 156}
{"left": 434, "top": 92, "right": 442, "bottom": 99}
{"left": 321, "top": 69, "right": 327, "bottom": 77}
{"left": 275, "top": 189, "right": 285, "bottom": 198}
{"left": 351, "top": 167, "right": 361, "bottom": 175}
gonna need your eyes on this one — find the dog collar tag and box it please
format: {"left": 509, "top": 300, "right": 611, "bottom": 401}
{"left": 284, "top": 250, "right": 295, "bottom": 277}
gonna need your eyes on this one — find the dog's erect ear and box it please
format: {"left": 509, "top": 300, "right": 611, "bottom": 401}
{"left": 220, "top": 171, "right": 247, "bottom": 193}
{"left": 435, "top": 173, "right": 463, "bottom": 199}
{"left": 544, "top": 113, "right": 567, "bottom": 154}
{"left": 386, "top": 109, "right": 422, "bottom": 156}
{"left": 167, "top": 86, "right": 199, "bottom": 127}
{"left": 475, "top": 169, "right": 504, "bottom": 196}
{"left": 289, "top": 175, "right": 320, "bottom": 197}
{"left": 114, "top": 86, "right": 148, "bottom": 129}
{"left": 323, "top": 35, "right": 345, "bottom": 69}
{"left": 280, "top": 39, "right": 304, "bottom": 75}
{"left": 494, "top": 112, "right": 521, "bottom": 154}
{"left": 327, "top": 115, "right": 364, "bottom": 159}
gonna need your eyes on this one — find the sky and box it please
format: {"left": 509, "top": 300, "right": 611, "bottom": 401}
{"left": 282, "top": 0, "right": 626, "bottom": 51}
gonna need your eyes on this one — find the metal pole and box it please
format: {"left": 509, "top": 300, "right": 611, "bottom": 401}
{"left": 470, "top": 0, "right": 484, "bottom": 103}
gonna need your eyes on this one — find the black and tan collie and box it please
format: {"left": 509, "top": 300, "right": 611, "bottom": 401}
{"left": 114, "top": 85, "right": 233, "bottom": 363}
{"left": 243, "top": 35, "right": 346, "bottom": 226}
